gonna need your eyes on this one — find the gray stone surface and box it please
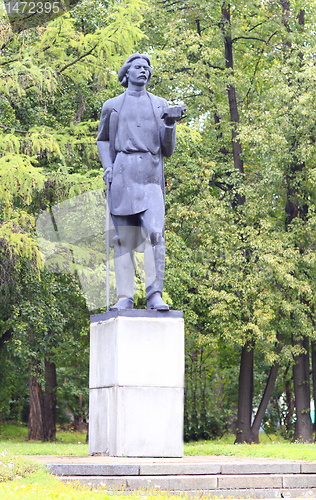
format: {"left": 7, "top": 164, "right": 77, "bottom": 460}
{"left": 125, "top": 475, "right": 217, "bottom": 491}
{"left": 301, "top": 463, "right": 316, "bottom": 473}
{"left": 208, "top": 490, "right": 281, "bottom": 499}
{"left": 89, "top": 315, "right": 184, "bottom": 457}
{"left": 35, "top": 455, "right": 308, "bottom": 466}
{"left": 280, "top": 489, "right": 316, "bottom": 498}
{"left": 89, "top": 386, "right": 184, "bottom": 457}
{"left": 91, "top": 310, "right": 183, "bottom": 322}
{"left": 34, "top": 455, "right": 316, "bottom": 496}
{"left": 57, "top": 476, "right": 316, "bottom": 498}
{"left": 283, "top": 474, "right": 316, "bottom": 488}
{"left": 49, "top": 464, "right": 139, "bottom": 476}
{"left": 89, "top": 316, "right": 184, "bottom": 388}
{"left": 221, "top": 463, "right": 301, "bottom": 474}
{"left": 218, "top": 474, "right": 283, "bottom": 489}
{"left": 139, "top": 463, "right": 221, "bottom": 475}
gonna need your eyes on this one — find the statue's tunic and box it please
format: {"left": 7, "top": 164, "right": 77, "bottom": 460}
{"left": 97, "top": 90, "right": 176, "bottom": 216}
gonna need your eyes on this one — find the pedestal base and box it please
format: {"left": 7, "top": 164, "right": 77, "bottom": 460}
{"left": 89, "top": 310, "right": 184, "bottom": 457}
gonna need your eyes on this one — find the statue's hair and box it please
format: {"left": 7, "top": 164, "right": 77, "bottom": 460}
{"left": 118, "top": 53, "right": 152, "bottom": 87}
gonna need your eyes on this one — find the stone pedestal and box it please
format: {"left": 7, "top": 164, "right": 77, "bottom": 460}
{"left": 89, "top": 310, "right": 184, "bottom": 457}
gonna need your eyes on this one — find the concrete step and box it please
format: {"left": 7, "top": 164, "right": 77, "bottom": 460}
{"left": 31, "top": 456, "right": 316, "bottom": 498}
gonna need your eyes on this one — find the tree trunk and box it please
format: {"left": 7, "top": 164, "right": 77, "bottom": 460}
{"left": 293, "top": 337, "right": 313, "bottom": 442}
{"left": 279, "top": 1, "right": 311, "bottom": 442}
{"left": 250, "top": 334, "right": 284, "bottom": 441}
{"left": 311, "top": 341, "right": 316, "bottom": 434}
{"left": 73, "top": 393, "right": 85, "bottom": 431}
{"left": 28, "top": 367, "right": 45, "bottom": 441}
{"left": 251, "top": 362, "right": 280, "bottom": 440}
{"left": 235, "top": 341, "right": 254, "bottom": 443}
{"left": 235, "top": 335, "right": 283, "bottom": 444}
{"left": 284, "top": 371, "right": 295, "bottom": 433}
{"left": 221, "top": 4, "right": 245, "bottom": 204}
{"left": 43, "top": 356, "right": 57, "bottom": 441}
{"left": 28, "top": 357, "right": 57, "bottom": 441}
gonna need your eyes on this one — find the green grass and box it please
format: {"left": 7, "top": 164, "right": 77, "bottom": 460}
{"left": 2, "top": 424, "right": 316, "bottom": 461}
{"left": 0, "top": 424, "right": 88, "bottom": 455}
{"left": 184, "top": 433, "right": 316, "bottom": 461}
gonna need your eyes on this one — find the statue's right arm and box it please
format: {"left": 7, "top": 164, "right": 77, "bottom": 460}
{"left": 97, "top": 103, "right": 113, "bottom": 184}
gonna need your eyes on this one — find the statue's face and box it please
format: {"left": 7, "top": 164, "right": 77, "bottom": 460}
{"left": 127, "top": 58, "right": 150, "bottom": 88}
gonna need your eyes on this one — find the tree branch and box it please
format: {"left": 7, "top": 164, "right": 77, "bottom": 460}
{"left": 0, "top": 35, "right": 15, "bottom": 51}
{"left": 232, "top": 36, "right": 269, "bottom": 44}
{"left": 204, "top": 60, "right": 225, "bottom": 71}
{"left": 58, "top": 45, "right": 97, "bottom": 74}
{"left": 0, "top": 58, "right": 20, "bottom": 66}
{"left": 158, "top": 0, "right": 183, "bottom": 5}
{"left": 174, "top": 67, "right": 191, "bottom": 73}
{"left": 209, "top": 179, "right": 232, "bottom": 192}
{"left": 247, "top": 22, "right": 267, "bottom": 32}
{"left": 0, "top": 123, "right": 28, "bottom": 133}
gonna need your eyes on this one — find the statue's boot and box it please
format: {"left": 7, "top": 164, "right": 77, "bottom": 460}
{"left": 111, "top": 249, "right": 135, "bottom": 310}
{"left": 147, "top": 291, "right": 169, "bottom": 311}
{"left": 145, "top": 234, "right": 169, "bottom": 311}
{"left": 110, "top": 296, "right": 134, "bottom": 311}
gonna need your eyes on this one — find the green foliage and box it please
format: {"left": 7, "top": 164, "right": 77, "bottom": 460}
{"left": 0, "top": 155, "right": 44, "bottom": 265}
{"left": 133, "top": 0, "right": 316, "bottom": 441}
{"left": 0, "top": 0, "right": 148, "bottom": 433}
{"left": 184, "top": 332, "right": 236, "bottom": 441}
{"left": 0, "top": 348, "right": 29, "bottom": 422}
{"left": 2, "top": 0, "right": 316, "bottom": 442}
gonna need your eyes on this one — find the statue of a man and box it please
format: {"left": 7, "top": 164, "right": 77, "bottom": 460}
{"left": 97, "top": 53, "right": 184, "bottom": 311}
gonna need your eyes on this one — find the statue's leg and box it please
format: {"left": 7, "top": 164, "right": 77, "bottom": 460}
{"left": 110, "top": 215, "right": 138, "bottom": 310}
{"left": 140, "top": 207, "right": 169, "bottom": 311}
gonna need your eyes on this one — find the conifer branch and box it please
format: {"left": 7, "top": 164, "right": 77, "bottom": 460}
{"left": 0, "top": 123, "right": 96, "bottom": 136}
{"left": 0, "top": 35, "right": 15, "bottom": 51}
{"left": 0, "top": 58, "right": 20, "bottom": 66}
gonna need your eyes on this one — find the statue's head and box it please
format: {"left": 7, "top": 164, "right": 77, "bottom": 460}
{"left": 118, "top": 53, "right": 152, "bottom": 88}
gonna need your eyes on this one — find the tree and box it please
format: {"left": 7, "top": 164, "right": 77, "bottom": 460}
{"left": 3, "top": 0, "right": 316, "bottom": 443}
{"left": 138, "top": 0, "right": 316, "bottom": 443}
{"left": 0, "top": 0, "right": 148, "bottom": 439}
{"left": 13, "top": 271, "right": 89, "bottom": 440}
